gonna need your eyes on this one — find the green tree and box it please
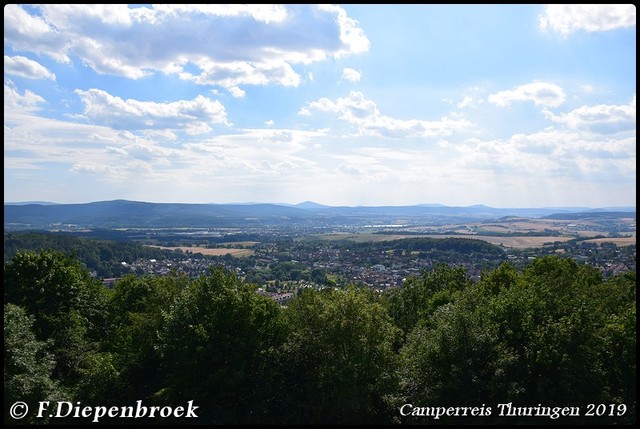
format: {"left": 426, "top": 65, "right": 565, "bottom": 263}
{"left": 386, "top": 263, "right": 470, "bottom": 335}
{"left": 274, "top": 286, "right": 401, "bottom": 424}
{"left": 397, "top": 295, "right": 517, "bottom": 424}
{"left": 96, "top": 273, "right": 188, "bottom": 404}
{"left": 4, "top": 250, "right": 109, "bottom": 388}
{"left": 397, "top": 256, "right": 636, "bottom": 424}
{"left": 4, "top": 303, "right": 67, "bottom": 424}
{"left": 158, "top": 266, "right": 287, "bottom": 424}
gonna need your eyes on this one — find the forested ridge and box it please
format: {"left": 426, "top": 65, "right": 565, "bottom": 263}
{"left": 4, "top": 232, "right": 183, "bottom": 278}
{"left": 4, "top": 249, "right": 636, "bottom": 425}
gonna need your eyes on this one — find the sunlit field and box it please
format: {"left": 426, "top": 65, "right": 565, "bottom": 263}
{"left": 147, "top": 245, "right": 254, "bottom": 257}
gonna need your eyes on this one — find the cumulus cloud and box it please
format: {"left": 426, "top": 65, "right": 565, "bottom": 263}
{"left": 181, "top": 60, "right": 301, "bottom": 89}
{"left": 453, "top": 130, "right": 636, "bottom": 180}
{"left": 73, "top": 88, "right": 230, "bottom": 135}
{"left": 4, "top": 55, "right": 56, "bottom": 80}
{"left": 508, "top": 131, "right": 634, "bottom": 160}
{"left": 488, "top": 82, "right": 566, "bottom": 108}
{"left": 318, "top": 4, "right": 370, "bottom": 56}
{"left": 3, "top": 4, "right": 71, "bottom": 63}
{"left": 4, "top": 81, "right": 46, "bottom": 112}
{"left": 4, "top": 100, "right": 328, "bottom": 200}
{"left": 342, "top": 67, "right": 362, "bottom": 82}
{"left": 300, "top": 91, "right": 472, "bottom": 138}
{"left": 543, "top": 95, "right": 636, "bottom": 134}
{"left": 4, "top": 4, "right": 369, "bottom": 93}
{"left": 228, "top": 86, "right": 246, "bottom": 98}
{"left": 539, "top": 4, "right": 636, "bottom": 35}
{"left": 152, "top": 4, "right": 288, "bottom": 24}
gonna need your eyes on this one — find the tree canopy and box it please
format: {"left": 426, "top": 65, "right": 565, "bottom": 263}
{"left": 3, "top": 250, "right": 635, "bottom": 425}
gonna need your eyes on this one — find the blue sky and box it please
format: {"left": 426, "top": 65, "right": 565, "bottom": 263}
{"left": 4, "top": 4, "right": 636, "bottom": 207}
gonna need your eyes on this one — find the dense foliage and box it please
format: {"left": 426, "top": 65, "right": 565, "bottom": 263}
{"left": 4, "top": 249, "right": 636, "bottom": 425}
{"left": 4, "top": 232, "right": 183, "bottom": 277}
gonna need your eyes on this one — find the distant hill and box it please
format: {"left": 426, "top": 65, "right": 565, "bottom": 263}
{"left": 3, "top": 200, "right": 635, "bottom": 230}
{"left": 294, "top": 201, "right": 330, "bottom": 209}
{"left": 4, "top": 200, "right": 307, "bottom": 229}
{"left": 542, "top": 211, "right": 637, "bottom": 220}
{"left": 4, "top": 201, "right": 59, "bottom": 206}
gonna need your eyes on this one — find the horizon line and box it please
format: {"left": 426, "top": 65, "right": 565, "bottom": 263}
{"left": 3, "top": 199, "right": 637, "bottom": 211}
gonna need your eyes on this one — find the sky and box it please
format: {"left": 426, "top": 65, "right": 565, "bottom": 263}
{"left": 3, "top": 4, "right": 636, "bottom": 208}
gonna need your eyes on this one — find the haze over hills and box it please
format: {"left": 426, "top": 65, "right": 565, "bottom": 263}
{"left": 3, "top": 200, "right": 636, "bottom": 230}
{"left": 4, "top": 201, "right": 59, "bottom": 206}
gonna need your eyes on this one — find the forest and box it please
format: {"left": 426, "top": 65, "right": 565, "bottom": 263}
{"left": 4, "top": 247, "right": 635, "bottom": 425}
{"left": 3, "top": 232, "right": 185, "bottom": 278}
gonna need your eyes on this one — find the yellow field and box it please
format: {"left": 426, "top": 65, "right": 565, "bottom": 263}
{"left": 583, "top": 237, "right": 636, "bottom": 247}
{"left": 147, "top": 245, "right": 254, "bottom": 257}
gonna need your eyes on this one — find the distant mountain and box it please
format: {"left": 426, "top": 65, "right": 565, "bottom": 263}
{"left": 4, "top": 200, "right": 307, "bottom": 229}
{"left": 4, "top": 201, "right": 59, "bottom": 206}
{"left": 295, "top": 201, "right": 330, "bottom": 209}
{"left": 542, "top": 211, "right": 637, "bottom": 220}
{"left": 3, "top": 199, "right": 635, "bottom": 230}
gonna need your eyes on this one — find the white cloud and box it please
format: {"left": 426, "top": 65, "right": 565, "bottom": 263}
{"left": 3, "top": 111, "right": 142, "bottom": 185}
{"left": 73, "top": 88, "right": 230, "bottom": 135}
{"left": 442, "top": 129, "right": 636, "bottom": 202}
{"left": 4, "top": 94, "right": 635, "bottom": 206}
{"left": 152, "top": 4, "right": 288, "bottom": 24}
{"left": 318, "top": 4, "right": 370, "bottom": 56}
{"left": 336, "top": 163, "right": 390, "bottom": 182}
{"left": 300, "top": 91, "right": 472, "bottom": 138}
{"left": 539, "top": 4, "right": 636, "bottom": 35}
{"left": 4, "top": 55, "right": 56, "bottom": 80}
{"left": 4, "top": 81, "right": 46, "bottom": 112}
{"left": 4, "top": 157, "right": 44, "bottom": 171}
{"left": 176, "top": 128, "right": 326, "bottom": 181}
{"left": 142, "top": 129, "right": 178, "bottom": 141}
{"left": 3, "top": 4, "right": 70, "bottom": 63}
{"left": 4, "top": 4, "right": 369, "bottom": 92}
{"left": 183, "top": 60, "right": 301, "bottom": 89}
{"left": 342, "top": 67, "right": 362, "bottom": 82}
{"left": 543, "top": 95, "right": 636, "bottom": 134}
{"left": 228, "top": 86, "right": 246, "bottom": 98}
{"left": 4, "top": 100, "right": 330, "bottom": 201}
{"left": 457, "top": 96, "right": 474, "bottom": 108}
{"left": 488, "top": 82, "right": 566, "bottom": 108}
{"left": 457, "top": 130, "right": 635, "bottom": 174}
{"left": 318, "top": 123, "right": 635, "bottom": 206}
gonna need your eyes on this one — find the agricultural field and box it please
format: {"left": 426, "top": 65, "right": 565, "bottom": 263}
{"left": 422, "top": 234, "right": 576, "bottom": 249}
{"left": 147, "top": 245, "right": 254, "bottom": 257}
{"left": 305, "top": 233, "right": 576, "bottom": 249}
{"left": 583, "top": 236, "right": 636, "bottom": 247}
{"left": 303, "top": 214, "right": 636, "bottom": 249}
